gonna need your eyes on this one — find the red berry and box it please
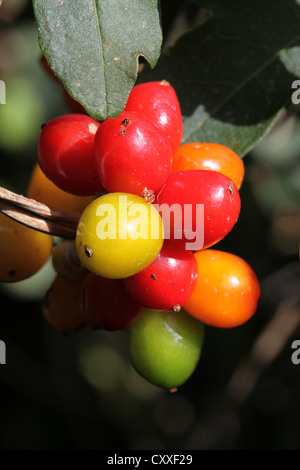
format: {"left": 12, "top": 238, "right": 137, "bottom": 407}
{"left": 124, "top": 80, "right": 183, "bottom": 152}
{"left": 124, "top": 241, "right": 198, "bottom": 311}
{"left": 155, "top": 170, "right": 241, "bottom": 251}
{"left": 80, "top": 272, "right": 142, "bottom": 331}
{"left": 94, "top": 111, "right": 172, "bottom": 195}
{"left": 38, "top": 114, "right": 103, "bottom": 196}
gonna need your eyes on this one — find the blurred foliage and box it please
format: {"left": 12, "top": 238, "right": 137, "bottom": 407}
{"left": 0, "top": 0, "right": 299, "bottom": 451}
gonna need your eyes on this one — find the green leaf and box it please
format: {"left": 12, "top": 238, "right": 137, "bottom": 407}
{"left": 33, "top": 0, "right": 162, "bottom": 121}
{"left": 140, "top": 0, "right": 300, "bottom": 156}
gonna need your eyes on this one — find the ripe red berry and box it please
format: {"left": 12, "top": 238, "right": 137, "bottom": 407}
{"left": 124, "top": 80, "right": 183, "bottom": 152}
{"left": 124, "top": 241, "right": 198, "bottom": 311}
{"left": 38, "top": 114, "right": 103, "bottom": 196}
{"left": 155, "top": 170, "right": 241, "bottom": 251}
{"left": 27, "top": 163, "right": 93, "bottom": 213}
{"left": 94, "top": 111, "right": 172, "bottom": 196}
{"left": 80, "top": 272, "right": 142, "bottom": 331}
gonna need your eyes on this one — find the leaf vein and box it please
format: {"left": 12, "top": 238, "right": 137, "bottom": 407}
{"left": 183, "top": 34, "right": 300, "bottom": 142}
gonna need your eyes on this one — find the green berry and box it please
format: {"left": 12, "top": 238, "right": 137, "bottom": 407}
{"left": 129, "top": 308, "right": 205, "bottom": 390}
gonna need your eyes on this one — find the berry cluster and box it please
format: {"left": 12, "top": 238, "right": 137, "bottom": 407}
{"left": 0, "top": 76, "right": 261, "bottom": 391}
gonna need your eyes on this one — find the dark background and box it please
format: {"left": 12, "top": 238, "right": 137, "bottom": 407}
{"left": 0, "top": 0, "right": 299, "bottom": 450}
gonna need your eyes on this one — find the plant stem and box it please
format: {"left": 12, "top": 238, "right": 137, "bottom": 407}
{"left": 0, "top": 186, "right": 79, "bottom": 238}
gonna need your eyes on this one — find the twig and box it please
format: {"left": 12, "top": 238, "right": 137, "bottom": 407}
{"left": 0, "top": 186, "right": 79, "bottom": 238}
{"left": 185, "top": 297, "right": 300, "bottom": 449}
{"left": 225, "top": 300, "right": 300, "bottom": 408}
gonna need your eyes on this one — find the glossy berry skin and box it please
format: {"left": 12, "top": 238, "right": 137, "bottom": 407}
{"left": 124, "top": 80, "right": 183, "bottom": 152}
{"left": 0, "top": 213, "right": 53, "bottom": 283}
{"left": 172, "top": 142, "right": 245, "bottom": 190}
{"left": 75, "top": 192, "right": 164, "bottom": 279}
{"left": 155, "top": 170, "right": 241, "bottom": 251}
{"left": 130, "top": 308, "right": 205, "bottom": 389}
{"left": 27, "top": 163, "right": 93, "bottom": 213}
{"left": 124, "top": 241, "right": 198, "bottom": 311}
{"left": 94, "top": 111, "right": 172, "bottom": 195}
{"left": 43, "top": 275, "right": 86, "bottom": 333}
{"left": 80, "top": 272, "right": 142, "bottom": 330}
{"left": 38, "top": 114, "right": 102, "bottom": 196}
{"left": 183, "top": 250, "right": 261, "bottom": 328}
